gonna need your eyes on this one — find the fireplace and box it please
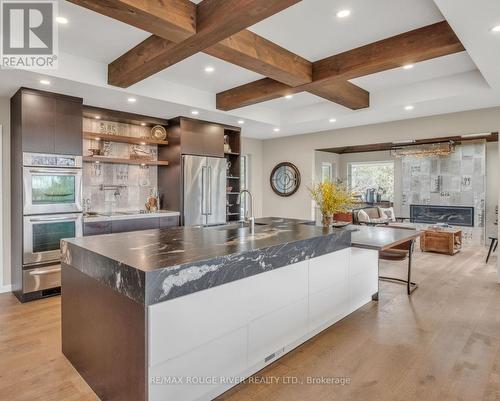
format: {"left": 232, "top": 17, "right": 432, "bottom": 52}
{"left": 410, "top": 205, "right": 474, "bottom": 227}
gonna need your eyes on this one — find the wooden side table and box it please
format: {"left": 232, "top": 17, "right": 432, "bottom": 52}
{"left": 420, "top": 228, "right": 462, "bottom": 255}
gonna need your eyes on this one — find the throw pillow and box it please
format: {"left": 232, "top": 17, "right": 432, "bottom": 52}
{"left": 378, "top": 207, "right": 396, "bottom": 222}
{"left": 357, "top": 209, "right": 371, "bottom": 223}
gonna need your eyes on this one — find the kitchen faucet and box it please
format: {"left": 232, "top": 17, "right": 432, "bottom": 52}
{"left": 237, "top": 189, "right": 255, "bottom": 234}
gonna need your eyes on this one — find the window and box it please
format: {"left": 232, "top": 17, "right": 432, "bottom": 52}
{"left": 348, "top": 161, "right": 394, "bottom": 201}
{"left": 240, "top": 155, "right": 249, "bottom": 217}
{"left": 321, "top": 162, "right": 332, "bottom": 183}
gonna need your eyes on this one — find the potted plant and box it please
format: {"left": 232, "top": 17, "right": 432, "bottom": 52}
{"left": 309, "top": 182, "right": 355, "bottom": 227}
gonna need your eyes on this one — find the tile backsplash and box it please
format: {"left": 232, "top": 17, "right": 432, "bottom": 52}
{"left": 83, "top": 118, "right": 160, "bottom": 213}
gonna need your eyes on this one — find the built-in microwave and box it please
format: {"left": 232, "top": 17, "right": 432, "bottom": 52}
{"left": 22, "top": 153, "right": 83, "bottom": 215}
{"left": 23, "top": 213, "right": 83, "bottom": 265}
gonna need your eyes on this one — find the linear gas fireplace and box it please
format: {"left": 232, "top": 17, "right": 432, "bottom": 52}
{"left": 410, "top": 205, "right": 474, "bottom": 227}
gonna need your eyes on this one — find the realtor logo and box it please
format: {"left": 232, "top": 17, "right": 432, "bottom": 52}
{"left": 1, "top": 0, "right": 58, "bottom": 69}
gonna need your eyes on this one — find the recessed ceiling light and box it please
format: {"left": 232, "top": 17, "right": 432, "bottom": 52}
{"left": 140, "top": 142, "right": 146, "bottom": 146}
{"left": 285, "top": 95, "right": 293, "bottom": 99}
{"left": 140, "top": 122, "right": 146, "bottom": 126}
{"left": 127, "top": 97, "right": 136, "bottom": 103}
{"left": 329, "top": 118, "right": 337, "bottom": 123}
{"left": 56, "top": 16, "right": 68, "bottom": 24}
{"left": 273, "top": 128, "right": 280, "bottom": 132}
{"left": 237, "top": 120, "right": 245, "bottom": 125}
{"left": 336, "top": 9, "right": 351, "bottom": 18}
{"left": 204, "top": 66, "right": 215, "bottom": 73}
{"left": 39, "top": 79, "right": 50, "bottom": 85}
{"left": 94, "top": 115, "right": 101, "bottom": 119}
{"left": 490, "top": 25, "right": 500, "bottom": 33}
{"left": 403, "top": 64, "right": 414, "bottom": 70}
{"left": 191, "top": 110, "right": 199, "bottom": 115}
{"left": 405, "top": 105, "right": 414, "bottom": 111}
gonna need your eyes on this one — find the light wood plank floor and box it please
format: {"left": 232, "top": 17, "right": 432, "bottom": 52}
{"left": 1, "top": 247, "right": 499, "bottom": 401}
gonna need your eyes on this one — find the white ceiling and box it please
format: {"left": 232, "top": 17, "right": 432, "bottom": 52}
{"left": 249, "top": 0, "right": 444, "bottom": 61}
{"left": 0, "top": 0, "right": 499, "bottom": 139}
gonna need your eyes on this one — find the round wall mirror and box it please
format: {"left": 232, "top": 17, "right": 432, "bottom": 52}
{"left": 270, "top": 162, "right": 301, "bottom": 197}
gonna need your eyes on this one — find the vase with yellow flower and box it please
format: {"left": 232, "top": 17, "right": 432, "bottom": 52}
{"left": 308, "top": 182, "right": 354, "bottom": 227}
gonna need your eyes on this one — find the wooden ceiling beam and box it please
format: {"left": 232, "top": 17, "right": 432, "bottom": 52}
{"left": 205, "top": 30, "right": 312, "bottom": 87}
{"left": 216, "top": 21, "right": 464, "bottom": 111}
{"left": 313, "top": 21, "right": 465, "bottom": 83}
{"left": 216, "top": 78, "right": 369, "bottom": 111}
{"left": 307, "top": 81, "right": 369, "bottom": 110}
{"left": 67, "top": 0, "right": 196, "bottom": 42}
{"left": 108, "top": 0, "right": 303, "bottom": 87}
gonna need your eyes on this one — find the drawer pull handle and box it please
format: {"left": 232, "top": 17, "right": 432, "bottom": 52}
{"left": 30, "top": 267, "right": 61, "bottom": 275}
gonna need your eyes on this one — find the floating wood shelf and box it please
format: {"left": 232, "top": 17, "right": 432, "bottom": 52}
{"left": 227, "top": 176, "right": 240, "bottom": 179}
{"left": 224, "top": 152, "right": 240, "bottom": 156}
{"left": 83, "top": 132, "right": 168, "bottom": 146}
{"left": 227, "top": 192, "right": 240, "bottom": 195}
{"left": 83, "top": 156, "right": 169, "bottom": 166}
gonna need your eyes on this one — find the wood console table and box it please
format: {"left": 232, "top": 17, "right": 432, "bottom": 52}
{"left": 420, "top": 228, "right": 462, "bottom": 255}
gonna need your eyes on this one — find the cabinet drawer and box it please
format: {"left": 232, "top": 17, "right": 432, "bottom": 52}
{"left": 84, "top": 221, "right": 112, "bottom": 236}
{"left": 111, "top": 218, "right": 159, "bottom": 233}
{"left": 159, "top": 216, "right": 179, "bottom": 228}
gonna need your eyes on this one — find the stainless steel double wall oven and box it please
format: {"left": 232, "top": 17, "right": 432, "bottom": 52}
{"left": 21, "top": 153, "right": 83, "bottom": 297}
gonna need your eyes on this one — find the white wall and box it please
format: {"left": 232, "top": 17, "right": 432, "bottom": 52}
{"left": 0, "top": 98, "right": 10, "bottom": 291}
{"left": 261, "top": 107, "right": 500, "bottom": 220}
{"left": 241, "top": 137, "right": 264, "bottom": 218}
{"left": 314, "top": 151, "right": 339, "bottom": 183}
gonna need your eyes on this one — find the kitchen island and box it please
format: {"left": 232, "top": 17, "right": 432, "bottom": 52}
{"left": 60, "top": 219, "right": 416, "bottom": 401}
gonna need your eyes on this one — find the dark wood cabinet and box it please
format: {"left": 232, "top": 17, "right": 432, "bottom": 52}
{"left": 180, "top": 118, "right": 224, "bottom": 157}
{"left": 21, "top": 91, "right": 56, "bottom": 154}
{"left": 84, "top": 216, "right": 180, "bottom": 236}
{"left": 160, "top": 216, "right": 180, "bottom": 228}
{"left": 111, "top": 218, "right": 160, "bottom": 234}
{"left": 55, "top": 98, "right": 83, "bottom": 155}
{"left": 14, "top": 88, "right": 83, "bottom": 155}
{"left": 83, "top": 221, "right": 112, "bottom": 236}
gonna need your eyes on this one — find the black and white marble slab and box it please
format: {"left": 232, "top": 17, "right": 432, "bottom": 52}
{"left": 61, "top": 218, "right": 351, "bottom": 305}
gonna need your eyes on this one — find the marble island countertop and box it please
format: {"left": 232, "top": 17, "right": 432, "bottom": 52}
{"left": 61, "top": 217, "right": 351, "bottom": 305}
{"left": 83, "top": 210, "right": 180, "bottom": 222}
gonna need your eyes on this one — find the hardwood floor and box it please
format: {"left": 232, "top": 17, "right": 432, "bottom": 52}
{"left": 1, "top": 247, "right": 499, "bottom": 401}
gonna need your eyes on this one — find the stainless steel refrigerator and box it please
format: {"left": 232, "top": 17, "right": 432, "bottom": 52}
{"left": 183, "top": 155, "right": 227, "bottom": 226}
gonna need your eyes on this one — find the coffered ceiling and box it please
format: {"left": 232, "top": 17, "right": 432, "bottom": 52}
{"left": 0, "top": 0, "right": 499, "bottom": 139}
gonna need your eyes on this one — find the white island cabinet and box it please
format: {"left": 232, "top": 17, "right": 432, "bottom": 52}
{"left": 148, "top": 247, "right": 378, "bottom": 401}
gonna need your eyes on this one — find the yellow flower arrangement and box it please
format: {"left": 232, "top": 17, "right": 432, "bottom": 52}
{"left": 309, "top": 182, "right": 355, "bottom": 226}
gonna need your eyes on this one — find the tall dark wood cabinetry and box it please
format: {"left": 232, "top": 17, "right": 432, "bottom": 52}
{"left": 159, "top": 117, "right": 241, "bottom": 223}
{"left": 15, "top": 88, "right": 83, "bottom": 155}
{"left": 10, "top": 88, "right": 83, "bottom": 301}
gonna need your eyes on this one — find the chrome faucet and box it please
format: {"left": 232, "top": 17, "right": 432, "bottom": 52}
{"left": 237, "top": 189, "right": 255, "bottom": 234}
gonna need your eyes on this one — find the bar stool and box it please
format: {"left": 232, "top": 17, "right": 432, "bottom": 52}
{"left": 379, "top": 239, "right": 418, "bottom": 295}
{"left": 486, "top": 236, "right": 498, "bottom": 263}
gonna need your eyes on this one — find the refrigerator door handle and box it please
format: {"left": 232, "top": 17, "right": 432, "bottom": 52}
{"left": 201, "top": 165, "right": 207, "bottom": 215}
{"left": 207, "top": 166, "right": 212, "bottom": 215}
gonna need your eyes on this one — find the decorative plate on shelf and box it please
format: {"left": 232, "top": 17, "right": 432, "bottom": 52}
{"left": 270, "top": 162, "right": 301, "bottom": 197}
{"left": 151, "top": 125, "right": 167, "bottom": 140}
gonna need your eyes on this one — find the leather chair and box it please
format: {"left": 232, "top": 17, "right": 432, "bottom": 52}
{"left": 378, "top": 237, "right": 418, "bottom": 295}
